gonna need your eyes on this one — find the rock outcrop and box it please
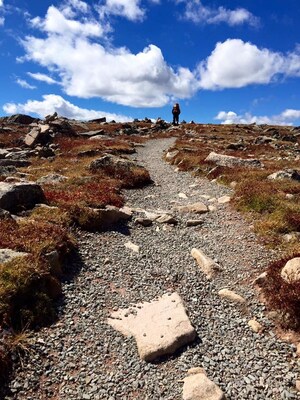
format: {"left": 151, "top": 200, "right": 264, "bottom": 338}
{"left": 0, "top": 182, "right": 46, "bottom": 212}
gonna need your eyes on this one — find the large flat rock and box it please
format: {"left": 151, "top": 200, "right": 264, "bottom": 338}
{"left": 108, "top": 292, "right": 196, "bottom": 361}
{"left": 0, "top": 182, "right": 46, "bottom": 212}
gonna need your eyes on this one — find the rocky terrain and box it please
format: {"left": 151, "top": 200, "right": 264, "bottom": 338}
{"left": 0, "top": 115, "right": 299, "bottom": 399}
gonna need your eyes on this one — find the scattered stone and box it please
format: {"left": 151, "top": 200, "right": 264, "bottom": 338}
{"left": 156, "top": 214, "right": 178, "bottom": 225}
{"left": 0, "top": 159, "right": 31, "bottom": 167}
{"left": 252, "top": 272, "right": 267, "bottom": 287}
{"left": 178, "top": 193, "right": 188, "bottom": 199}
{"left": 177, "top": 202, "right": 208, "bottom": 214}
{"left": 107, "top": 292, "right": 196, "bottom": 361}
{"left": 248, "top": 319, "right": 263, "bottom": 333}
{"left": 135, "top": 217, "right": 153, "bottom": 227}
{"left": 165, "top": 150, "right": 179, "bottom": 162}
{"left": 182, "top": 367, "right": 226, "bottom": 400}
{"left": 186, "top": 219, "right": 203, "bottom": 227}
{"left": 205, "top": 152, "right": 262, "bottom": 168}
{"left": 296, "top": 343, "right": 300, "bottom": 357}
{"left": 0, "top": 181, "right": 46, "bottom": 212}
{"left": 281, "top": 257, "right": 300, "bottom": 283}
{"left": 218, "top": 289, "right": 246, "bottom": 304}
{"left": 191, "top": 248, "right": 220, "bottom": 279}
{"left": 296, "top": 380, "right": 300, "bottom": 392}
{"left": 124, "top": 241, "right": 140, "bottom": 253}
{"left": 217, "top": 196, "right": 231, "bottom": 204}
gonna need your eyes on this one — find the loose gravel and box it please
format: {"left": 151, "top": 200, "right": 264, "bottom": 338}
{"left": 4, "top": 138, "right": 300, "bottom": 400}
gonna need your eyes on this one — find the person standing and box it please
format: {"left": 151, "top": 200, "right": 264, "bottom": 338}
{"left": 172, "top": 103, "right": 181, "bottom": 125}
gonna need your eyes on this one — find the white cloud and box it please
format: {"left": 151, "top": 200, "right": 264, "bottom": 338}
{"left": 215, "top": 109, "right": 300, "bottom": 126}
{"left": 179, "top": 0, "right": 258, "bottom": 26}
{"left": 31, "top": 5, "right": 104, "bottom": 38}
{"left": 198, "top": 39, "right": 300, "bottom": 90}
{"left": 0, "top": 16, "right": 4, "bottom": 25}
{"left": 16, "top": 78, "right": 36, "bottom": 89}
{"left": 3, "top": 94, "right": 132, "bottom": 122}
{"left": 27, "top": 72, "right": 59, "bottom": 85}
{"left": 97, "top": 0, "right": 145, "bottom": 21}
{"left": 0, "top": 1, "right": 3, "bottom": 7}
{"left": 22, "top": 5, "right": 197, "bottom": 107}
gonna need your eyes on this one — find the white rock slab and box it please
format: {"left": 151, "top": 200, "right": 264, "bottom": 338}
{"left": 107, "top": 292, "right": 196, "bottom": 361}
{"left": 182, "top": 367, "right": 226, "bottom": 400}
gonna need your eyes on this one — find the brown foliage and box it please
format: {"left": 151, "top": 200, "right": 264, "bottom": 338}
{"left": 263, "top": 254, "right": 300, "bottom": 330}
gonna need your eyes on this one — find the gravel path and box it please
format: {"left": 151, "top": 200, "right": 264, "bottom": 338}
{"left": 5, "top": 138, "right": 300, "bottom": 400}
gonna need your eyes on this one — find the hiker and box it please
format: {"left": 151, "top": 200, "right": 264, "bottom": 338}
{"left": 172, "top": 103, "right": 181, "bottom": 125}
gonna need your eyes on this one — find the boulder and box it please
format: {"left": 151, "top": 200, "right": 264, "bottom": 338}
{"left": 76, "top": 205, "right": 131, "bottom": 231}
{"left": 108, "top": 292, "right": 196, "bottom": 362}
{"left": 177, "top": 202, "right": 208, "bottom": 214}
{"left": 0, "top": 166, "right": 17, "bottom": 177}
{"left": 7, "top": 114, "right": 36, "bottom": 125}
{"left": 217, "top": 196, "right": 231, "bottom": 204}
{"left": 191, "top": 248, "right": 220, "bottom": 279}
{"left": 182, "top": 367, "right": 226, "bottom": 400}
{"left": 0, "top": 159, "right": 31, "bottom": 167}
{"left": 89, "top": 154, "right": 135, "bottom": 172}
{"left": 24, "top": 124, "right": 51, "bottom": 147}
{"left": 88, "top": 117, "right": 106, "bottom": 123}
{"left": 218, "top": 289, "right": 246, "bottom": 304}
{"left": 37, "top": 174, "right": 68, "bottom": 185}
{"left": 267, "top": 169, "right": 300, "bottom": 181}
{"left": 0, "top": 182, "right": 46, "bottom": 212}
{"left": 49, "top": 119, "right": 77, "bottom": 136}
{"left": 205, "top": 152, "right": 262, "bottom": 168}
{"left": 281, "top": 257, "right": 300, "bottom": 283}
{"left": 79, "top": 129, "right": 105, "bottom": 137}
{"left": 0, "top": 150, "right": 9, "bottom": 159}
{"left": 0, "top": 249, "right": 28, "bottom": 265}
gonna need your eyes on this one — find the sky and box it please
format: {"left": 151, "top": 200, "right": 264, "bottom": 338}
{"left": 1, "top": 0, "right": 300, "bottom": 124}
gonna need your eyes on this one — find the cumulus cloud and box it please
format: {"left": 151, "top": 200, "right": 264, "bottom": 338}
{"left": 215, "top": 109, "right": 300, "bottom": 126}
{"left": 0, "top": 16, "right": 4, "bottom": 25}
{"left": 16, "top": 78, "right": 36, "bottom": 89}
{"left": 27, "top": 72, "right": 59, "bottom": 85}
{"left": 22, "top": 3, "right": 197, "bottom": 107}
{"left": 3, "top": 94, "right": 132, "bottom": 122}
{"left": 0, "top": 1, "right": 3, "bottom": 7}
{"left": 178, "top": 0, "right": 258, "bottom": 26}
{"left": 31, "top": 5, "right": 104, "bottom": 38}
{"left": 96, "top": 0, "right": 145, "bottom": 22}
{"left": 198, "top": 39, "right": 300, "bottom": 90}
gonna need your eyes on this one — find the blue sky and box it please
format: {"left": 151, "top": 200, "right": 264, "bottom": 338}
{"left": 1, "top": 0, "right": 300, "bottom": 124}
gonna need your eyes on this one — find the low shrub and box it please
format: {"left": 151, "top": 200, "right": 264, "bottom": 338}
{"left": 263, "top": 254, "right": 300, "bottom": 330}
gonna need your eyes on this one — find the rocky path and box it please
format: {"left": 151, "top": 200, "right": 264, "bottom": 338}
{"left": 5, "top": 138, "right": 300, "bottom": 400}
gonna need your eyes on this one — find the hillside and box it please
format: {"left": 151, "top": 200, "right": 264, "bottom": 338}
{"left": 0, "top": 114, "right": 299, "bottom": 399}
